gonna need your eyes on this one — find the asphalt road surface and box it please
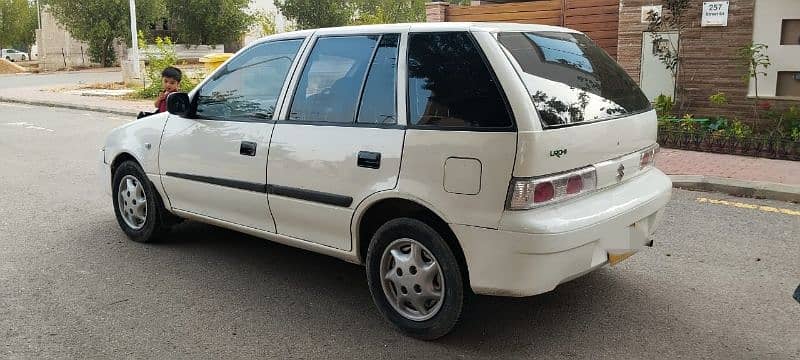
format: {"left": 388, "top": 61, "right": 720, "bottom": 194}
{"left": 1, "top": 103, "right": 799, "bottom": 359}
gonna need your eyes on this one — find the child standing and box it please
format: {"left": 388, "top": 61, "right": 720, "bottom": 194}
{"left": 137, "top": 66, "right": 184, "bottom": 119}
{"left": 154, "top": 66, "right": 183, "bottom": 113}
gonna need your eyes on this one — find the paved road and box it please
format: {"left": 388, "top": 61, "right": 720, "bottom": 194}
{"left": 1, "top": 103, "right": 798, "bottom": 359}
{"left": 0, "top": 69, "right": 121, "bottom": 89}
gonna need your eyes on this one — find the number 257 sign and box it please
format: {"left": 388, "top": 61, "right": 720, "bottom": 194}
{"left": 702, "top": 1, "right": 729, "bottom": 27}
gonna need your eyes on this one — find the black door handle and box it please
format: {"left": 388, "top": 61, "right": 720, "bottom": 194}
{"left": 240, "top": 141, "right": 257, "bottom": 156}
{"left": 357, "top": 151, "right": 381, "bottom": 169}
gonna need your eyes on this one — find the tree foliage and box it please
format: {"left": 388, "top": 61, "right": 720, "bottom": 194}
{"left": 645, "top": 0, "right": 690, "bottom": 109}
{"left": 275, "top": 0, "right": 354, "bottom": 29}
{"left": 0, "top": 0, "right": 37, "bottom": 50}
{"left": 135, "top": 30, "right": 200, "bottom": 98}
{"left": 166, "top": 0, "right": 253, "bottom": 45}
{"left": 43, "top": 0, "right": 163, "bottom": 66}
{"left": 354, "top": 0, "right": 426, "bottom": 24}
{"left": 738, "top": 43, "right": 771, "bottom": 124}
{"left": 277, "top": 0, "right": 471, "bottom": 29}
{"left": 255, "top": 11, "right": 278, "bottom": 36}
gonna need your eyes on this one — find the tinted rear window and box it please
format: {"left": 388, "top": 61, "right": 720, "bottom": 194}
{"left": 408, "top": 32, "right": 513, "bottom": 130}
{"left": 498, "top": 32, "right": 650, "bottom": 128}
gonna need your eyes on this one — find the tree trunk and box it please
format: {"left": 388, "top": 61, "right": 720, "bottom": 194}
{"left": 752, "top": 73, "right": 759, "bottom": 129}
{"left": 102, "top": 37, "right": 113, "bottom": 67}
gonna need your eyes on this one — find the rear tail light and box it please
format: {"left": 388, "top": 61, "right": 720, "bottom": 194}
{"left": 507, "top": 166, "right": 597, "bottom": 210}
{"left": 640, "top": 144, "right": 659, "bottom": 170}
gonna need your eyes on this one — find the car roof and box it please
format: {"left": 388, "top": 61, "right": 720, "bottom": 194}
{"left": 253, "top": 22, "right": 579, "bottom": 44}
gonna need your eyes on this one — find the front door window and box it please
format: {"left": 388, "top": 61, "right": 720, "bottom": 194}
{"left": 196, "top": 39, "right": 304, "bottom": 121}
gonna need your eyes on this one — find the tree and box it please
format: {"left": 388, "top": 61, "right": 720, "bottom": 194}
{"left": 354, "top": 0, "right": 426, "bottom": 24}
{"left": 275, "top": 0, "right": 354, "bottom": 30}
{"left": 738, "top": 43, "right": 770, "bottom": 125}
{"left": 0, "top": 0, "right": 37, "bottom": 51}
{"left": 166, "top": 0, "right": 254, "bottom": 45}
{"left": 43, "top": 0, "right": 163, "bottom": 67}
{"left": 646, "top": 0, "right": 690, "bottom": 110}
{"left": 255, "top": 11, "right": 278, "bottom": 36}
{"left": 277, "top": 0, "right": 470, "bottom": 29}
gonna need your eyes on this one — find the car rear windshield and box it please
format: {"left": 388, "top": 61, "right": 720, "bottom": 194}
{"left": 498, "top": 31, "right": 651, "bottom": 128}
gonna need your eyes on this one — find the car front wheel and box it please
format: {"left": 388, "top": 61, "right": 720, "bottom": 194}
{"left": 366, "top": 218, "right": 464, "bottom": 340}
{"left": 112, "top": 161, "right": 172, "bottom": 242}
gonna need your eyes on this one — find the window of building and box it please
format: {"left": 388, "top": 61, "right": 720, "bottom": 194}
{"left": 781, "top": 19, "right": 800, "bottom": 45}
{"left": 776, "top": 71, "right": 800, "bottom": 97}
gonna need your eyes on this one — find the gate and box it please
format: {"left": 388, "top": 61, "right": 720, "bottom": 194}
{"left": 444, "top": 0, "right": 620, "bottom": 58}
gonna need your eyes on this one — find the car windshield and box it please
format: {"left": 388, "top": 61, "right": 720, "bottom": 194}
{"left": 498, "top": 31, "right": 651, "bottom": 128}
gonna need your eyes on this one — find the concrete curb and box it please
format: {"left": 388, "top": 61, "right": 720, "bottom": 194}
{"left": 670, "top": 175, "right": 800, "bottom": 203}
{"left": 0, "top": 97, "right": 139, "bottom": 117}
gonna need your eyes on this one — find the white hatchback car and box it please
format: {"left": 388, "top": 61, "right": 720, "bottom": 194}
{"left": 2, "top": 48, "right": 28, "bottom": 62}
{"left": 101, "top": 23, "right": 671, "bottom": 339}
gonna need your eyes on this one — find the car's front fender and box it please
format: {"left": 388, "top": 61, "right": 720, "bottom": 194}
{"left": 103, "top": 112, "right": 169, "bottom": 175}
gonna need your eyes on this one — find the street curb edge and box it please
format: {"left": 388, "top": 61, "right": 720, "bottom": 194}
{"left": 670, "top": 175, "right": 800, "bottom": 203}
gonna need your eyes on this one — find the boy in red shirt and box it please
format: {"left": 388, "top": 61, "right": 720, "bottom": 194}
{"left": 138, "top": 66, "right": 182, "bottom": 119}
{"left": 154, "top": 66, "right": 182, "bottom": 113}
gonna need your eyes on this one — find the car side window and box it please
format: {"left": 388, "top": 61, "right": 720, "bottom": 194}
{"left": 356, "top": 34, "right": 400, "bottom": 125}
{"left": 288, "top": 35, "right": 380, "bottom": 123}
{"left": 407, "top": 32, "right": 513, "bottom": 129}
{"left": 195, "top": 39, "right": 303, "bottom": 121}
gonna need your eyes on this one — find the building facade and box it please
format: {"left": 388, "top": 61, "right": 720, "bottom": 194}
{"left": 427, "top": 0, "right": 800, "bottom": 124}
{"left": 35, "top": 9, "right": 94, "bottom": 71}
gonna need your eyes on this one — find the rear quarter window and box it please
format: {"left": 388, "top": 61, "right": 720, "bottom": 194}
{"left": 498, "top": 32, "right": 651, "bottom": 128}
{"left": 407, "top": 32, "right": 513, "bottom": 130}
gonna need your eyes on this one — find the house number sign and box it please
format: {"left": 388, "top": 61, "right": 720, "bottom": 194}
{"left": 702, "top": 1, "right": 729, "bottom": 27}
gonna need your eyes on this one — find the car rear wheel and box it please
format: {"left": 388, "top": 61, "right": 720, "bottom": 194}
{"left": 5, "top": 56, "right": 11, "bottom": 62}
{"left": 112, "top": 161, "right": 173, "bottom": 242}
{"left": 366, "top": 218, "right": 464, "bottom": 340}
{"left": 21, "top": 55, "right": 26, "bottom": 61}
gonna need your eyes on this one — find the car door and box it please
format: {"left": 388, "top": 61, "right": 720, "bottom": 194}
{"left": 267, "top": 33, "right": 405, "bottom": 250}
{"left": 159, "top": 38, "right": 307, "bottom": 232}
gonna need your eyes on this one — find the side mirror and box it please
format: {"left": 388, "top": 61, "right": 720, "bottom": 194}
{"left": 167, "top": 92, "right": 192, "bottom": 117}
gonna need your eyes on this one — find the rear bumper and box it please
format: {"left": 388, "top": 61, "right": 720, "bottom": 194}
{"left": 454, "top": 169, "right": 672, "bottom": 297}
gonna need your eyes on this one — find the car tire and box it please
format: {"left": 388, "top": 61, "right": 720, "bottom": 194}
{"left": 21, "top": 55, "right": 26, "bottom": 61}
{"left": 5, "top": 56, "right": 11, "bottom": 62}
{"left": 366, "top": 218, "right": 464, "bottom": 340}
{"left": 112, "top": 161, "right": 173, "bottom": 243}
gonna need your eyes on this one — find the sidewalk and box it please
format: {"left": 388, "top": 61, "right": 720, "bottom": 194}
{"left": 657, "top": 148, "right": 800, "bottom": 202}
{"left": 0, "top": 85, "right": 148, "bottom": 117}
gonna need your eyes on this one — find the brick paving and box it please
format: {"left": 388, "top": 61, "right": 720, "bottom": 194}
{"left": 657, "top": 148, "right": 800, "bottom": 185}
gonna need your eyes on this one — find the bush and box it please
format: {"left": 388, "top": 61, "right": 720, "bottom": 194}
{"left": 724, "top": 119, "right": 753, "bottom": 139}
{"left": 133, "top": 31, "right": 203, "bottom": 99}
{"left": 709, "top": 92, "right": 727, "bottom": 106}
{"left": 654, "top": 94, "right": 674, "bottom": 119}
